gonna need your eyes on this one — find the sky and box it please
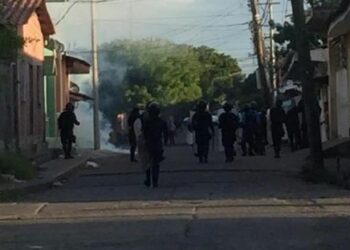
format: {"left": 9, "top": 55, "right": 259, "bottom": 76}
{"left": 47, "top": 0, "right": 292, "bottom": 74}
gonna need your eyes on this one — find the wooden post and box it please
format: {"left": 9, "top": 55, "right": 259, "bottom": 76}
{"left": 249, "top": 0, "right": 272, "bottom": 107}
{"left": 291, "top": 0, "right": 324, "bottom": 171}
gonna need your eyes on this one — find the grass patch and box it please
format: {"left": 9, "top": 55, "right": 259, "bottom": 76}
{"left": 0, "top": 153, "right": 37, "bottom": 181}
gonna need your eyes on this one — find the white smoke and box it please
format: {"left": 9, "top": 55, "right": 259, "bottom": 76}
{"left": 72, "top": 80, "right": 128, "bottom": 153}
{"left": 74, "top": 101, "right": 93, "bottom": 149}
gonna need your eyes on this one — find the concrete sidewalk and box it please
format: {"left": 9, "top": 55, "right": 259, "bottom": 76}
{"left": 0, "top": 151, "right": 91, "bottom": 197}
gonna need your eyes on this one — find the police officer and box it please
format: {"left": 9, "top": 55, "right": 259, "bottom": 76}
{"left": 192, "top": 101, "right": 214, "bottom": 163}
{"left": 270, "top": 100, "right": 286, "bottom": 158}
{"left": 142, "top": 103, "right": 167, "bottom": 188}
{"left": 219, "top": 102, "right": 239, "bottom": 162}
{"left": 58, "top": 103, "right": 80, "bottom": 159}
{"left": 240, "top": 104, "right": 256, "bottom": 156}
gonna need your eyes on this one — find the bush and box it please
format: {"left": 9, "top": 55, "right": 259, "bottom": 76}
{"left": 0, "top": 154, "right": 37, "bottom": 180}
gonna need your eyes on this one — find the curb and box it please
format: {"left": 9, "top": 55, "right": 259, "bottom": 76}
{"left": 0, "top": 156, "right": 88, "bottom": 198}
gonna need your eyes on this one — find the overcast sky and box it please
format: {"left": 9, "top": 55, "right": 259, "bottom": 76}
{"left": 47, "top": 0, "right": 292, "bottom": 74}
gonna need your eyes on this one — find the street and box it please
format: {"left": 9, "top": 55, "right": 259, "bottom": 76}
{"left": 1, "top": 145, "right": 350, "bottom": 250}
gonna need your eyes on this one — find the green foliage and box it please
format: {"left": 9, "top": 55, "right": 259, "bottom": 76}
{"left": 195, "top": 46, "right": 241, "bottom": 101}
{"left": 98, "top": 39, "right": 243, "bottom": 118}
{"left": 273, "top": 21, "right": 326, "bottom": 57}
{"left": 235, "top": 73, "right": 264, "bottom": 107}
{"left": 0, "top": 24, "right": 24, "bottom": 59}
{"left": 0, "top": 154, "right": 36, "bottom": 181}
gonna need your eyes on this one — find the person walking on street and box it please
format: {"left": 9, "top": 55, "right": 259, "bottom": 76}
{"left": 286, "top": 100, "right": 301, "bottom": 152}
{"left": 128, "top": 107, "right": 140, "bottom": 162}
{"left": 58, "top": 103, "right": 80, "bottom": 159}
{"left": 142, "top": 103, "right": 168, "bottom": 188}
{"left": 270, "top": 100, "right": 286, "bottom": 158}
{"left": 219, "top": 102, "right": 239, "bottom": 163}
{"left": 251, "top": 102, "right": 265, "bottom": 155}
{"left": 192, "top": 100, "right": 214, "bottom": 163}
{"left": 240, "top": 104, "right": 256, "bottom": 156}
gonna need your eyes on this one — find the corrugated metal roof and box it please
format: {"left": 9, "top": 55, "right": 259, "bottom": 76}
{"left": 1, "top": 0, "right": 55, "bottom": 36}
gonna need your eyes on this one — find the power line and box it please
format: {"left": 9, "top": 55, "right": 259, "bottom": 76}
{"left": 94, "top": 13, "right": 245, "bottom": 21}
{"left": 95, "top": 19, "right": 250, "bottom": 28}
{"left": 55, "top": 0, "right": 80, "bottom": 26}
{"left": 183, "top": 7, "right": 236, "bottom": 44}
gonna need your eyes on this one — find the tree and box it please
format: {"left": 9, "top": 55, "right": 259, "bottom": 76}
{"left": 194, "top": 46, "right": 241, "bottom": 103}
{"left": 0, "top": 24, "right": 24, "bottom": 59}
{"left": 273, "top": 21, "right": 325, "bottom": 58}
{"left": 98, "top": 39, "right": 244, "bottom": 123}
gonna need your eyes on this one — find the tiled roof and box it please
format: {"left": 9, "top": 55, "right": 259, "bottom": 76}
{"left": 1, "top": 0, "right": 55, "bottom": 36}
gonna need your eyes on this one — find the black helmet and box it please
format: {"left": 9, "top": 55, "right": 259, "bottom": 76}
{"left": 223, "top": 102, "right": 233, "bottom": 112}
{"left": 250, "top": 101, "right": 257, "bottom": 110}
{"left": 65, "top": 102, "right": 74, "bottom": 112}
{"left": 147, "top": 102, "right": 160, "bottom": 117}
{"left": 197, "top": 100, "right": 207, "bottom": 112}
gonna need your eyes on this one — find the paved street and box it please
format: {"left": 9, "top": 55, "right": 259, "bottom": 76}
{"left": 1, "top": 145, "right": 350, "bottom": 249}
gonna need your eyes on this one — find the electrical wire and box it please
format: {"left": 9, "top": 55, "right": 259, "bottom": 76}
{"left": 55, "top": 0, "right": 80, "bottom": 26}
{"left": 95, "top": 19, "right": 250, "bottom": 28}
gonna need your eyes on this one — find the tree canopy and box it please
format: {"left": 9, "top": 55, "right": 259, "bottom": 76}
{"left": 98, "top": 39, "right": 247, "bottom": 122}
{"left": 273, "top": 21, "right": 326, "bottom": 57}
{"left": 0, "top": 24, "right": 24, "bottom": 59}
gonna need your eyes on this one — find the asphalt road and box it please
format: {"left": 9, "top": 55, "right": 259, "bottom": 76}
{"left": 1, "top": 145, "right": 350, "bottom": 250}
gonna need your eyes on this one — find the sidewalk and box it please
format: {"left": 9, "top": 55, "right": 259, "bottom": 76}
{"left": 0, "top": 151, "right": 90, "bottom": 197}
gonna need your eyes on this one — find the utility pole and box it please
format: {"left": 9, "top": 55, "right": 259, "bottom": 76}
{"left": 91, "top": 0, "right": 100, "bottom": 150}
{"left": 291, "top": 0, "right": 324, "bottom": 172}
{"left": 268, "top": 0, "right": 277, "bottom": 100}
{"left": 249, "top": 0, "right": 271, "bottom": 107}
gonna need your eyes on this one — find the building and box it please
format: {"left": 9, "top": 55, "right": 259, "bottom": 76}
{"left": 277, "top": 48, "right": 329, "bottom": 142}
{"left": 44, "top": 38, "right": 91, "bottom": 148}
{"left": 328, "top": 0, "right": 350, "bottom": 139}
{"left": 0, "top": 0, "right": 55, "bottom": 158}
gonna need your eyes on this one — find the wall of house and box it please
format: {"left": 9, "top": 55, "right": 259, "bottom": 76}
{"left": 21, "top": 12, "right": 44, "bottom": 62}
{"left": 16, "top": 12, "right": 46, "bottom": 155}
{"left": 0, "top": 61, "right": 16, "bottom": 151}
{"left": 55, "top": 55, "right": 70, "bottom": 114}
{"left": 328, "top": 34, "right": 350, "bottom": 139}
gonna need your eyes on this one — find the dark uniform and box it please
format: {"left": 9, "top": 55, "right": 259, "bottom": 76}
{"left": 219, "top": 104, "right": 239, "bottom": 162}
{"left": 255, "top": 110, "right": 267, "bottom": 155}
{"left": 58, "top": 103, "right": 80, "bottom": 159}
{"left": 192, "top": 101, "right": 214, "bottom": 163}
{"left": 270, "top": 101, "right": 286, "bottom": 158}
{"left": 286, "top": 105, "right": 301, "bottom": 152}
{"left": 142, "top": 104, "right": 167, "bottom": 188}
{"left": 241, "top": 106, "right": 257, "bottom": 156}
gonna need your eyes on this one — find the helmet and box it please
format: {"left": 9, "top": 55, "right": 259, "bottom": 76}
{"left": 223, "top": 102, "right": 233, "bottom": 112}
{"left": 250, "top": 101, "right": 257, "bottom": 110}
{"left": 147, "top": 102, "right": 160, "bottom": 117}
{"left": 65, "top": 102, "right": 74, "bottom": 112}
{"left": 197, "top": 100, "right": 207, "bottom": 112}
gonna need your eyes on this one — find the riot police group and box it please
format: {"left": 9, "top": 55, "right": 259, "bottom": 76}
{"left": 124, "top": 99, "right": 306, "bottom": 188}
